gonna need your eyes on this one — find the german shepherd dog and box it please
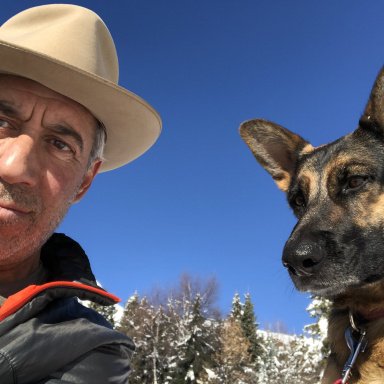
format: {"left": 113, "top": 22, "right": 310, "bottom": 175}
{"left": 240, "top": 67, "right": 384, "bottom": 384}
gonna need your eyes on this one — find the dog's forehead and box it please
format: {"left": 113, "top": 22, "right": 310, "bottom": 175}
{"left": 296, "top": 141, "right": 341, "bottom": 177}
{"left": 294, "top": 134, "right": 378, "bottom": 186}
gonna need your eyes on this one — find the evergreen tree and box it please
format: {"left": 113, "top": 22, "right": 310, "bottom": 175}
{"left": 119, "top": 295, "right": 170, "bottom": 384}
{"left": 148, "top": 305, "right": 171, "bottom": 384}
{"left": 256, "top": 331, "right": 323, "bottom": 384}
{"left": 241, "top": 293, "right": 263, "bottom": 364}
{"left": 256, "top": 332, "right": 282, "bottom": 383}
{"left": 230, "top": 292, "right": 243, "bottom": 322}
{"left": 163, "top": 295, "right": 186, "bottom": 384}
{"left": 161, "top": 298, "right": 181, "bottom": 384}
{"left": 118, "top": 292, "right": 140, "bottom": 335}
{"left": 119, "top": 295, "right": 150, "bottom": 383}
{"left": 115, "top": 282, "right": 327, "bottom": 384}
{"left": 169, "top": 294, "right": 219, "bottom": 383}
{"left": 304, "top": 295, "right": 331, "bottom": 362}
{"left": 86, "top": 301, "right": 117, "bottom": 328}
{"left": 285, "top": 336, "right": 322, "bottom": 383}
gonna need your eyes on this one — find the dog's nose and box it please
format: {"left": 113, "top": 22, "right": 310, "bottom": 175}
{"left": 282, "top": 238, "right": 325, "bottom": 277}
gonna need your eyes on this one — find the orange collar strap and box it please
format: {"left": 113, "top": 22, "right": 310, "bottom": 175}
{"left": 0, "top": 281, "right": 120, "bottom": 322}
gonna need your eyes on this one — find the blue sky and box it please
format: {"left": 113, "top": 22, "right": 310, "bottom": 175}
{"left": 2, "top": 1, "right": 384, "bottom": 333}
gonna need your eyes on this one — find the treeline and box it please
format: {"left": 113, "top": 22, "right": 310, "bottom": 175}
{"left": 88, "top": 275, "right": 330, "bottom": 384}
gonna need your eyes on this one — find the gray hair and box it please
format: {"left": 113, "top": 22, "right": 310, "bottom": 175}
{"left": 88, "top": 119, "right": 107, "bottom": 168}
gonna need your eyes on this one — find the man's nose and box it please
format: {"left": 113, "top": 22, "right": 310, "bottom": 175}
{"left": 0, "top": 135, "right": 39, "bottom": 186}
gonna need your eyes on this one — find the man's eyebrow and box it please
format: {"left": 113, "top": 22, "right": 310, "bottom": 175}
{"left": 0, "top": 100, "right": 21, "bottom": 118}
{"left": 48, "top": 124, "right": 84, "bottom": 153}
{"left": 0, "top": 100, "right": 85, "bottom": 152}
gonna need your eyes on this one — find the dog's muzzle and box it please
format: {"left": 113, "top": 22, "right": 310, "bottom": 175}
{"left": 282, "top": 232, "right": 327, "bottom": 281}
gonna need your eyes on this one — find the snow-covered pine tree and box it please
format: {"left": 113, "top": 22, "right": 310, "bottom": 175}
{"left": 241, "top": 293, "right": 263, "bottom": 367}
{"left": 163, "top": 294, "right": 189, "bottom": 384}
{"left": 118, "top": 292, "right": 140, "bottom": 336}
{"left": 118, "top": 295, "right": 153, "bottom": 383}
{"left": 256, "top": 328, "right": 324, "bottom": 383}
{"left": 162, "top": 297, "right": 183, "bottom": 384}
{"left": 230, "top": 292, "right": 243, "bottom": 321}
{"left": 116, "top": 287, "right": 326, "bottom": 384}
{"left": 86, "top": 300, "right": 117, "bottom": 328}
{"left": 285, "top": 336, "right": 323, "bottom": 383}
{"left": 170, "top": 294, "right": 218, "bottom": 383}
{"left": 304, "top": 295, "right": 331, "bottom": 364}
{"left": 119, "top": 294, "right": 171, "bottom": 384}
{"left": 256, "top": 332, "right": 280, "bottom": 383}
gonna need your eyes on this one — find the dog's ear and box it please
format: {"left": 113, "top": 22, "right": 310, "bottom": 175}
{"left": 240, "top": 119, "right": 312, "bottom": 192}
{"left": 359, "top": 67, "right": 384, "bottom": 133}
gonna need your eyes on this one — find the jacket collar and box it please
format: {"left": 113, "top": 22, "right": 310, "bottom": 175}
{"left": 41, "top": 233, "right": 99, "bottom": 287}
{"left": 0, "top": 233, "right": 120, "bottom": 322}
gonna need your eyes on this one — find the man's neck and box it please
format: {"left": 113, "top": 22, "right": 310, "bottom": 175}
{"left": 0, "top": 250, "right": 42, "bottom": 298}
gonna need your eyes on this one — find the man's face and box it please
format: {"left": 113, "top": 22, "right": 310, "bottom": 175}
{"left": 0, "top": 75, "right": 100, "bottom": 270}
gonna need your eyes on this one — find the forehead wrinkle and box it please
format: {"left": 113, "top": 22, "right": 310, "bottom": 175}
{"left": 40, "top": 105, "right": 85, "bottom": 154}
{"left": 0, "top": 79, "right": 94, "bottom": 126}
{"left": 0, "top": 96, "right": 86, "bottom": 155}
{"left": 0, "top": 99, "right": 26, "bottom": 120}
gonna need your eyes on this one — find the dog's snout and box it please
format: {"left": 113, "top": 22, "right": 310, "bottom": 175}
{"left": 282, "top": 237, "right": 325, "bottom": 277}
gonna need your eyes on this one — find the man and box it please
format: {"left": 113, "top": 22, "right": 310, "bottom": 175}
{"left": 0, "top": 4, "right": 161, "bottom": 383}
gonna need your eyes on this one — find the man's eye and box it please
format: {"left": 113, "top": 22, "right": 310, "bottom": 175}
{"left": 0, "top": 119, "right": 11, "bottom": 129}
{"left": 50, "top": 139, "right": 74, "bottom": 153}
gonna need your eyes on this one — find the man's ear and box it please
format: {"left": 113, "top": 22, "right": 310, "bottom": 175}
{"left": 73, "top": 160, "right": 102, "bottom": 203}
{"left": 358, "top": 67, "right": 384, "bottom": 135}
{"left": 239, "top": 119, "right": 312, "bottom": 192}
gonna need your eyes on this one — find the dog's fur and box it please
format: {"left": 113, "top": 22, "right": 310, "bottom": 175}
{"left": 240, "top": 67, "right": 384, "bottom": 383}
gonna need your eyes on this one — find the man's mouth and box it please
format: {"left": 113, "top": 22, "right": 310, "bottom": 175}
{"left": 0, "top": 202, "right": 32, "bottom": 220}
{"left": 0, "top": 180, "right": 38, "bottom": 216}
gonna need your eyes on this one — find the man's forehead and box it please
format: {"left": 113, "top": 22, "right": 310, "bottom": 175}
{"left": 0, "top": 74, "right": 95, "bottom": 121}
{"left": 0, "top": 75, "right": 98, "bottom": 151}
{"left": 0, "top": 74, "right": 60, "bottom": 98}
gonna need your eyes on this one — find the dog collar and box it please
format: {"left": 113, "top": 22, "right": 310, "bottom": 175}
{"left": 333, "top": 311, "right": 367, "bottom": 384}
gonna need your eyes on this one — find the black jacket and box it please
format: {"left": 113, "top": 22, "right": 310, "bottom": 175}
{"left": 0, "top": 233, "right": 134, "bottom": 384}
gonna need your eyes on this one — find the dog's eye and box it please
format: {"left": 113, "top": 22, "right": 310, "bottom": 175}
{"left": 293, "top": 194, "right": 306, "bottom": 208}
{"left": 345, "top": 175, "right": 369, "bottom": 191}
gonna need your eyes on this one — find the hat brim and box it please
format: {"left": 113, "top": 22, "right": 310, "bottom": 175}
{"left": 0, "top": 40, "right": 162, "bottom": 172}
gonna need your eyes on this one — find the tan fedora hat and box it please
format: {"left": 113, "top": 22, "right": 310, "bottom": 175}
{"left": 0, "top": 4, "right": 162, "bottom": 172}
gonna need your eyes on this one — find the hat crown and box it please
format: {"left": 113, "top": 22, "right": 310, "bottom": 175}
{"left": 0, "top": 4, "right": 161, "bottom": 171}
{"left": 0, "top": 4, "right": 119, "bottom": 83}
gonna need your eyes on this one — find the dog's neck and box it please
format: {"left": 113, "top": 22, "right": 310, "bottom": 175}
{"left": 327, "top": 306, "right": 384, "bottom": 383}
{"left": 332, "top": 279, "right": 384, "bottom": 318}
{"left": 355, "top": 307, "right": 384, "bottom": 322}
